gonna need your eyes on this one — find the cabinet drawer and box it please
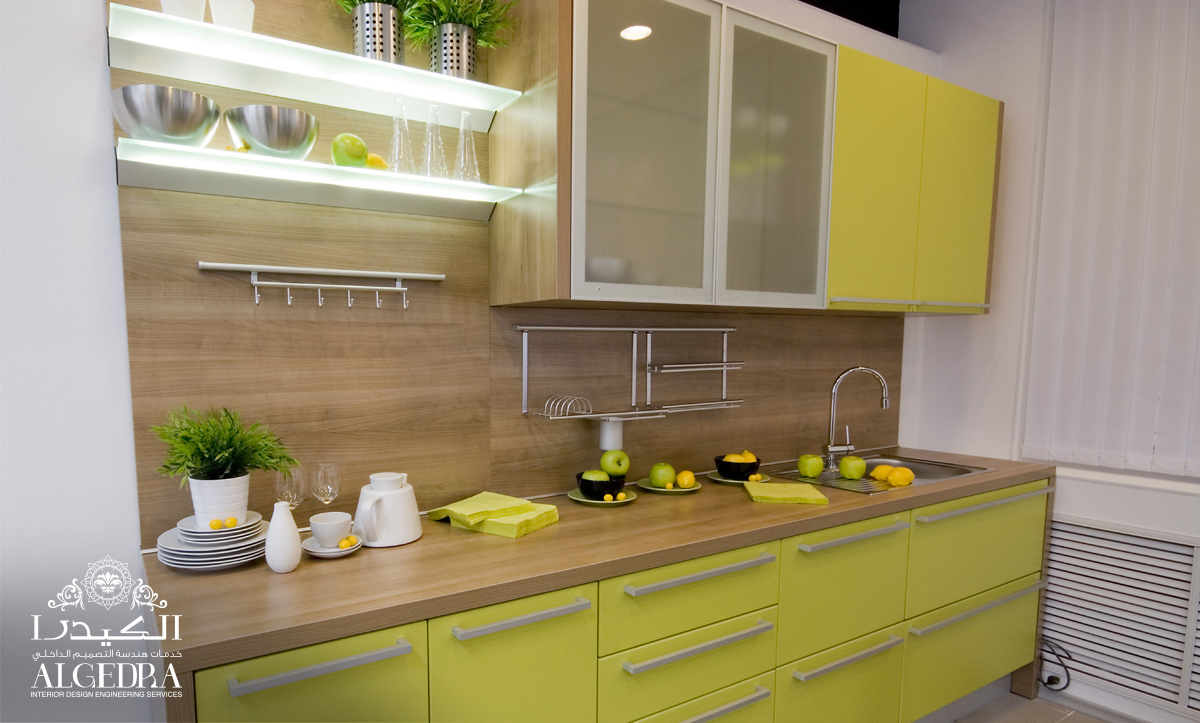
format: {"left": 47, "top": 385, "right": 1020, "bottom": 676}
{"left": 599, "top": 607, "right": 779, "bottom": 723}
{"left": 599, "top": 541, "right": 780, "bottom": 655}
{"left": 633, "top": 671, "right": 774, "bottom": 723}
{"left": 778, "top": 513, "right": 909, "bottom": 663}
{"left": 429, "top": 583, "right": 597, "bottom": 723}
{"left": 906, "top": 479, "right": 1049, "bottom": 617}
{"left": 195, "top": 621, "right": 428, "bottom": 723}
{"left": 774, "top": 623, "right": 905, "bottom": 723}
{"left": 901, "top": 573, "right": 1043, "bottom": 723}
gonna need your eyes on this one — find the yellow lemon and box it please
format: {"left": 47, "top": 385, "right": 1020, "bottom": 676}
{"left": 723, "top": 453, "right": 747, "bottom": 463}
{"left": 748, "top": 473, "right": 763, "bottom": 482}
{"left": 603, "top": 493, "right": 613, "bottom": 502}
{"left": 870, "top": 465, "right": 894, "bottom": 481}
{"left": 665, "top": 481, "right": 674, "bottom": 489}
{"left": 886, "top": 467, "right": 915, "bottom": 487}
{"left": 338, "top": 538, "right": 352, "bottom": 549}
{"left": 741, "top": 450, "right": 757, "bottom": 463}
{"left": 616, "top": 492, "right": 626, "bottom": 501}
{"left": 365, "top": 152, "right": 388, "bottom": 170}
{"left": 346, "top": 535, "right": 358, "bottom": 545}
{"left": 224, "top": 517, "right": 238, "bottom": 528}
{"left": 209, "top": 519, "right": 223, "bottom": 530}
{"left": 676, "top": 470, "right": 696, "bottom": 488}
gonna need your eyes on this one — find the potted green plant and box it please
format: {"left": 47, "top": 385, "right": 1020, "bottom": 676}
{"left": 153, "top": 406, "right": 299, "bottom": 527}
{"left": 405, "top": 0, "right": 519, "bottom": 80}
{"left": 330, "top": 0, "right": 411, "bottom": 63}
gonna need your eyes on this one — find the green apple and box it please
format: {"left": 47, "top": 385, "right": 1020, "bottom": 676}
{"left": 838, "top": 455, "right": 867, "bottom": 480}
{"left": 331, "top": 133, "right": 368, "bottom": 167}
{"left": 581, "top": 469, "right": 610, "bottom": 482}
{"left": 797, "top": 454, "right": 824, "bottom": 478}
{"left": 600, "top": 449, "right": 630, "bottom": 477}
{"left": 648, "top": 462, "right": 676, "bottom": 488}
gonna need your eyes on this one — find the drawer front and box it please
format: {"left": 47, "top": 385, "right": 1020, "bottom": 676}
{"left": 901, "top": 574, "right": 1043, "bottom": 723}
{"left": 906, "top": 479, "right": 1049, "bottom": 617}
{"left": 599, "top": 541, "right": 780, "bottom": 656}
{"left": 778, "top": 513, "right": 909, "bottom": 663}
{"left": 774, "top": 624, "right": 905, "bottom": 723}
{"left": 195, "top": 621, "right": 428, "bottom": 723}
{"left": 429, "top": 583, "right": 597, "bottom": 723}
{"left": 599, "top": 607, "right": 779, "bottom": 723}
{"left": 634, "top": 672, "right": 774, "bottom": 723}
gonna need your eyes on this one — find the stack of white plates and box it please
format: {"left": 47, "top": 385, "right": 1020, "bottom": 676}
{"left": 156, "top": 511, "right": 267, "bottom": 571}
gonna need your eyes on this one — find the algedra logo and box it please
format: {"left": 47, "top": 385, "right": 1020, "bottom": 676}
{"left": 30, "top": 556, "right": 184, "bottom": 699}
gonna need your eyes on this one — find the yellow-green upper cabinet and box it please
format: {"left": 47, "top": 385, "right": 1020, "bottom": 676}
{"left": 826, "top": 47, "right": 928, "bottom": 312}
{"left": 912, "top": 77, "right": 1001, "bottom": 313}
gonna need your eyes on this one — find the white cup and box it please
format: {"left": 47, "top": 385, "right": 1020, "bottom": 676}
{"left": 160, "top": 0, "right": 207, "bottom": 21}
{"left": 209, "top": 0, "right": 255, "bottom": 32}
{"left": 309, "top": 511, "right": 352, "bottom": 549}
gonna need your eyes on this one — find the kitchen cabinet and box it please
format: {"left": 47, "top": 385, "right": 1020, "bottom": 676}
{"left": 428, "top": 583, "right": 597, "bottom": 723}
{"left": 826, "top": 47, "right": 1000, "bottom": 314}
{"left": 774, "top": 624, "right": 905, "bottom": 723}
{"left": 194, "top": 621, "right": 428, "bottom": 722}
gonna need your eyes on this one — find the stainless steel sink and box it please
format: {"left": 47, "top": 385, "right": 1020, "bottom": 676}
{"left": 758, "top": 454, "right": 989, "bottom": 495}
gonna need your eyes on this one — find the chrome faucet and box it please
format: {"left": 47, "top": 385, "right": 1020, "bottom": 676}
{"left": 825, "top": 367, "right": 890, "bottom": 469}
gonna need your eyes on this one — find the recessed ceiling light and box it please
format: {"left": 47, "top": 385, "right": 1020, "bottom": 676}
{"left": 620, "top": 25, "right": 652, "bottom": 40}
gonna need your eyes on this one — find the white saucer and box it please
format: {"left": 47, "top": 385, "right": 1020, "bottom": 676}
{"left": 158, "top": 526, "right": 268, "bottom": 555}
{"left": 302, "top": 536, "right": 363, "bottom": 559}
{"left": 177, "top": 511, "right": 263, "bottom": 534}
{"left": 178, "top": 521, "right": 262, "bottom": 542}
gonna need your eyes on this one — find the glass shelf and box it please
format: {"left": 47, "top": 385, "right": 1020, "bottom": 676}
{"left": 116, "top": 138, "right": 522, "bottom": 221}
{"left": 107, "top": 3, "right": 521, "bottom": 133}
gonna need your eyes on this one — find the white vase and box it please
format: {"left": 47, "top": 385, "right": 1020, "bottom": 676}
{"left": 188, "top": 475, "right": 249, "bottom": 526}
{"left": 265, "top": 501, "right": 301, "bottom": 573}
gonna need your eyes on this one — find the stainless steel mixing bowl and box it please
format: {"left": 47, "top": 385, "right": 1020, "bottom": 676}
{"left": 224, "top": 105, "right": 320, "bottom": 161}
{"left": 111, "top": 84, "right": 221, "bottom": 146}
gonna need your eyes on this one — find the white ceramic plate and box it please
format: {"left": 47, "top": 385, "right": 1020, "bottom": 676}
{"left": 178, "top": 522, "right": 262, "bottom": 543}
{"left": 301, "top": 536, "right": 362, "bottom": 559}
{"left": 177, "top": 511, "right": 263, "bottom": 534}
{"left": 156, "top": 549, "right": 264, "bottom": 571}
{"left": 156, "top": 544, "right": 265, "bottom": 564}
{"left": 157, "top": 526, "right": 268, "bottom": 555}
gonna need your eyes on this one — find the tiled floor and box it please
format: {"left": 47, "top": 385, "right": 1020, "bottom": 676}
{"left": 958, "top": 694, "right": 1112, "bottom": 723}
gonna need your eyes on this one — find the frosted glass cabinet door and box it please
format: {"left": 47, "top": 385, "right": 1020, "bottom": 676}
{"left": 572, "top": 0, "right": 720, "bottom": 303}
{"left": 715, "top": 11, "right": 835, "bottom": 308}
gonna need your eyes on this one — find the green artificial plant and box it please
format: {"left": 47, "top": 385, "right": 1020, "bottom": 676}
{"left": 405, "top": 0, "right": 519, "bottom": 49}
{"left": 153, "top": 406, "right": 299, "bottom": 486}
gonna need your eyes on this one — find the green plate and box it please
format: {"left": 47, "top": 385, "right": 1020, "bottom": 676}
{"left": 705, "top": 471, "right": 772, "bottom": 486}
{"left": 635, "top": 477, "right": 702, "bottom": 494}
{"left": 567, "top": 488, "right": 637, "bottom": 506}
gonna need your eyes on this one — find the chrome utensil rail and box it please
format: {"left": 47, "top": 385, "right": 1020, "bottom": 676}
{"left": 198, "top": 261, "right": 445, "bottom": 309}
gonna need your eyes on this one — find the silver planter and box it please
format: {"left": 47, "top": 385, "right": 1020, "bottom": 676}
{"left": 353, "top": 2, "right": 403, "bottom": 64}
{"left": 430, "top": 23, "right": 477, "bottom": 80}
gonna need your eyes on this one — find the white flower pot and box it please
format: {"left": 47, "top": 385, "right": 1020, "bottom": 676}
{"left": 188, "top": 475, "right": 249, "bottom": 526}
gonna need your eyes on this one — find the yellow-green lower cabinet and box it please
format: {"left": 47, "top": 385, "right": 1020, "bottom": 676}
{"left": 777, "top": 513, "right": 909, "bottom": 663}
{"left": 774, "top": 624, "right": 905, "bottom": 723}
{"left": 428, "top": 583, "right": 597, "bottom": 723}
{"left": 194, "top": 621, "right": 428, "bottom": 722}
{"left": 599, "top": 607, "right": 779, "bottom": 723}
{"left": 900, "top": 574, "right": 1043, "bottom": 723}
{"left": 633, "top": 672, "right": 775, "bottom": 723}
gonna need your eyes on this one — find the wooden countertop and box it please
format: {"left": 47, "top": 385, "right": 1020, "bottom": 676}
{"left": 143, "top": 447, "right": 1054, "bottom": 673}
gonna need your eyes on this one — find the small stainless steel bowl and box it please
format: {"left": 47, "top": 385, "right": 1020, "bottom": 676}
{"left": 224, "top": 105, "right": 319, "bottom": 161}
{"left": 111, "top": 84, "right": 221, "bottom": 146}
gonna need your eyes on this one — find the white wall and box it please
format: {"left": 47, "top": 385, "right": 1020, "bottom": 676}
{"left": 0, "top": 2, "right": 153, "bottom": 721}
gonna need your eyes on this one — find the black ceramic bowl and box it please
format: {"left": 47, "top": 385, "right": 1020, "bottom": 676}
{"left": 715, "top": 456, "right": 760, "bottom": 481}
{"left": 576, "top": 472, "right": 625, "bottom": 500}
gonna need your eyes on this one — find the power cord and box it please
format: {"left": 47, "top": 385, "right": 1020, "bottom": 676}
{"left": 1040, "top": 636, "right": 1072, "bottom": 691}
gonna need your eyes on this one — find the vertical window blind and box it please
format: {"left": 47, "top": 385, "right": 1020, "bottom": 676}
{"left": 1022, "top": 0, "right": 1199, "bottom": 478}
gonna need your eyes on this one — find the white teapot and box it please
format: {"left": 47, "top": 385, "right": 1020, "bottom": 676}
{"left": 352, "top": 473, "right": 423, "bottom": 547}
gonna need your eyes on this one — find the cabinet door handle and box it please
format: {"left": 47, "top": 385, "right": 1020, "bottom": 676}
{"left": 791, "top": 635, "right": 903, "bottom": 682}
{"left": 909, "top": 581, "right": 1046, "bottom": 637}
{"left": 796, "top": 521, "right": 909, "bottom": 552}
{"left": 828, "top": 296, "right": 915, "bottom": 306}
{"left": 678, "top": 685, "right": 771, "bottom": 723}
{"left": 914, "top": 487, "right": 1051, "bottom": 523}
{"left": 624, "top": 553, "right": 776, "bottom": 597}
{"left": 916, "top": 300, "right": 991, "bottom": 309}
{"left": 451, "top": 597, "right": 591, "bottom": 641}
{"left": 623, "top": 620, "right": 773, "bottom": 675}
{"left": 226, "top": 638, "right": 412, "bottom": 697}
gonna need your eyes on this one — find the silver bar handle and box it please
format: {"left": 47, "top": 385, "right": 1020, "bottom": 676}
{"left": 227, "top": 638, "right": 412, "bottom": 697}
{"left": 792, "top": 635, "right": 903, "bottom": 682}
{"left": 452, "top": 597, "right": 591, "bottom": 641}
{"left": 917, "top": 300, "right": 990, "bottom": 309}
{"left": 623, "top": 620, "right": 774, "bottom": 675}
{"left": 828, "top": 297, "right": 914, "bottom": 306}
{"left": 624, "top": 553, "right": 776, "bottom": 597}
{"left": 797, "top": 521, "right": 910, "bottom": 553}
{"left": 679, "top": 686, "right": 771, "bottom": 723}
{"left": 909, "top": 581, "right": 1046, "bottom": 637}
{"left": 915, "top": 487, "right": 1052, "bottom": 523}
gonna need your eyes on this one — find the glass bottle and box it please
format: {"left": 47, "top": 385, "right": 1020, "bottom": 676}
{"left": 453, "top": 110, "right": 481, "bottom": 183}
{"left": 422, "top": 104, "right": 448, "bottom": 178}
{"left": 388, "top": 99, "right": 416, "bottom": 174}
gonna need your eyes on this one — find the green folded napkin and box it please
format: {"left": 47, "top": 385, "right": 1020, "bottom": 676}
{"left": 450, "top": 503, "right": 559, "bottom": 539}
{"left": 744, "top": 481, "right": 828, "bottom": 505}
{"left": 428, "top": 492, "right": 537, "bottom": 526}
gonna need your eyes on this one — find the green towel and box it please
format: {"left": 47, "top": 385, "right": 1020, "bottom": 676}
{"left": 450, "top": 503, "right": 559, "bottom": 539}
{"left": 428, "top": 492, "right": 537, "bottom": 526}
{"left": 744, "top": 481, "right": 828, "bottom": 505}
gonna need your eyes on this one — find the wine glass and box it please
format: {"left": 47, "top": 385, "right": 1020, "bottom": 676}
{"left": 311, "top": 463, "right": 341, "bottom": 505}
{"left": 274, "top": 470, "right": 306, "bottom": 511}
